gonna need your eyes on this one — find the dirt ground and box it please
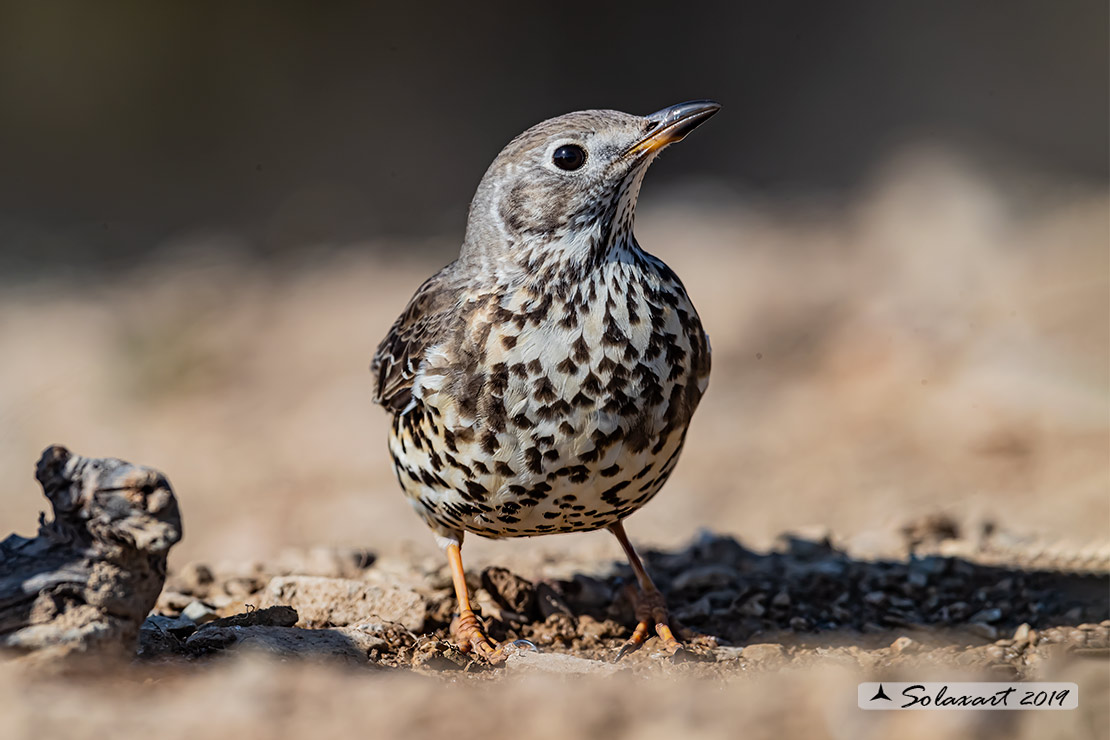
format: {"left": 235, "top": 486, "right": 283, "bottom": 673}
{"left": 2, "top": 522, "right": 1108, "bottom": 740}
{"left": 1, "top": 152, "right": 1108, "bottom": 738}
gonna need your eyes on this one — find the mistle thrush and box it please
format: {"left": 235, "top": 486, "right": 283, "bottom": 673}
{"left": 372, "top": 100, "right": 719, "bottom": 660}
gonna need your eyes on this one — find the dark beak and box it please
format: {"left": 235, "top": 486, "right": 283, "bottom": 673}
{"left": 625, "top": 100, "right": 721, "bottom": 157}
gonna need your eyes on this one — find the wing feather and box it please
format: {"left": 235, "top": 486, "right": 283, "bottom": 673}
{"left": 371, "top": 264, "right": 460, "bottom": 413}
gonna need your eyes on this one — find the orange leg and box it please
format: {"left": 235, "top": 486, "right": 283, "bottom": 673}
{"left": 609, "top": 522, "right": 683, "bottom": 660}
{"left": 445, "top": 542, "right": 504, "bottom": 662}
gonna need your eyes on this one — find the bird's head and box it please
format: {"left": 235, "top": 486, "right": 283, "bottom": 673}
{"left": 462, "top": 100, "right": 720, "bottom": 277}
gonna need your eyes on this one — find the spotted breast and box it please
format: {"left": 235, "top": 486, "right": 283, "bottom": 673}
{"left": 385, "top": 243, "right": 709, "bottom": 541}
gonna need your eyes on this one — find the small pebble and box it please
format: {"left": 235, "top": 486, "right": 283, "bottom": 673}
{"left": 714, "top": 646, "right": 745, "bottom": 660}
{"left": 674, "top": 595, "right": 712, "bottom": 622}
{"left": 741, "top": 643, "right": 786, "bottom": 662}
{"left": 182, "top": 600, "right": 220, "bottom": 625}
{"left": 737, "top": 596, "right": 765, "bottom": 617}
{"left": 671, "top": 565, "right": 740, "bottom": 591}
{"left": 970, "top": 608, "right": 1002, "bottom": 624}
{"left": 968, "top": 622, "right": 999, "bottom": 640}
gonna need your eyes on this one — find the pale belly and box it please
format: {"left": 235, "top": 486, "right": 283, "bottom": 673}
{"left": 387, "top": 257, "right": 709, "bottom": 540}
{"left": 390, "top": 404, "right": 690, "bottom": 538}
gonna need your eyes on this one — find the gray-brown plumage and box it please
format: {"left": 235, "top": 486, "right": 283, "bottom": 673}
{"left": 372, "top": 100, "right": 719, "bottom": 660}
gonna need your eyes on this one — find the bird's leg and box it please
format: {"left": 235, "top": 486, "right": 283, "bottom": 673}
{"left": 609, "top": 521, "right": 683, "bottom": 660}
{"left": 444, "top": 541, "right": 504, "bottom": 662}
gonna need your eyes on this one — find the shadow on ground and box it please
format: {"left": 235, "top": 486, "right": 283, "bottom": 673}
{"left": 469, "top": 529, "right": 1108, "bottom": 659}
{"left": 139, "top": 525, "right": 1109, "bottom": 676}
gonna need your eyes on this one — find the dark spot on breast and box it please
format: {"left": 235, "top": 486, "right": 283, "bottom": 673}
{"left": 665, "top": 341, "right": 687, "bottom": 370}
{"left": 602, "top": 321, "right": 627, "bottom": 346}
{"left": 533, "top": 376, "right": 557, "bottom": 402}
{"left": 455, "top": 372, "right": 486, "bottom": 418}
{"left": 524, "top": 293, "right": 553, "bottom": 326}
{"left": 599, "top": 464, "right": 620, "bottom": 477}
{"left": 572, "top": 336, "right": 590, "bottom": 363}
{"left": 570, "top": 392, "right": 594, "bottom": 408}
{"left": 556, "top": 357, "right": 578, "bottom": 375}
{"left": 549, "top": 399, "right": 572, "bottom": 416}
{"left": 568, "top": 466, "right": 590, "bottom": 483}
{"left": 524, "top": 447, "right": 543, "bottom": 474}
{"left": 601, "top": 480, "right": 630, "bottom": 505}
{"left": 582, "top": 372, "right": 602, "bottom": 395}
{"left": 591, "top": 428, "right": 621, "bottom": 452}
{"left": 480, "top": 431, "right": 500, "bottom": 454}
{"left": 461, "top": 480, "right": 488, "bottom": 501}
{"left": 442, "top": 429, "right": 458, "bottom": 453}
{"left": 485, "top": 397, "right": 508, "bottom": 433}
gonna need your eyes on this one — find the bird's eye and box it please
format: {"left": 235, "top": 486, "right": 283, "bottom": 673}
{"left": 552, "top": 144, "right": 587, "bottom": 171}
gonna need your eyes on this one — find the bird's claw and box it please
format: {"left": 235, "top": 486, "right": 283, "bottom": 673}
{"left": 454, "top": 609, "right": 506, "bottom": 663}
{"left": 454, "top": 612, "right": 539, "bottom": 664}
{"left": 614, "top": 588, "right": 684, "bottom": 662}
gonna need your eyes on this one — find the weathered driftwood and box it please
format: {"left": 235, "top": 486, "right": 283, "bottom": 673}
{"left": 0, "top": 445, "right": 182, "bottom": 657}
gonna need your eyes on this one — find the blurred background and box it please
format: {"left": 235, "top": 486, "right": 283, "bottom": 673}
{"left": 0, "top": 1, "right": 1106, "bottom": 571}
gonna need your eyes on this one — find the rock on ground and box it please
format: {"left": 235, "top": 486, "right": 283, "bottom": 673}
{"left": 261, "top": 576, "right": 426, "bottom": 632}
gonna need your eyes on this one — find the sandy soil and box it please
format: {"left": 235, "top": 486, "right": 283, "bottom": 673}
{"left": 0, "top": 152, "right": 1107, "bottom": 738}
{"left": 2, "top": 522, "right": 1107, "bottom": 740}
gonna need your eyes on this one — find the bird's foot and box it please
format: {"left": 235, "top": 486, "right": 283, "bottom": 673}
{"left": 615, "top": 586, "right": 684, "bottom": 661}
{"left": 453, "top": 609, "right": 507, "bottom": 664}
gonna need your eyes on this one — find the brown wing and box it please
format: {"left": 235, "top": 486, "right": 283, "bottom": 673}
{"left": 371, "top": 264, "right": 460, "bottom": 414}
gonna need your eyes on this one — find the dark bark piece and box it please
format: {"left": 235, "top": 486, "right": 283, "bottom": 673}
{"left": 481, "top": 566, "right": 537, "bottom": 619}
{"left": 0, "top": 445, "right": 182, "bottom": 658}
